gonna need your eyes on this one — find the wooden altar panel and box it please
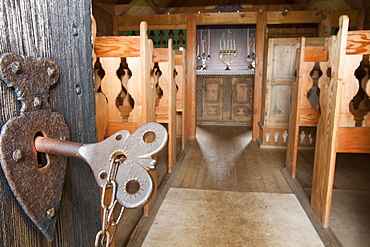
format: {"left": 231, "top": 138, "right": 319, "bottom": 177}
{"left": 197, "top": 75, "right": 254, "bottom": 125}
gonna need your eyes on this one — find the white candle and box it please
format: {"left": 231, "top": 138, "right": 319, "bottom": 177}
{"left": 202, "top": 43, "right": 204, "bottom": 54}
{"left": 208, "top": 40, "right": 210, "bottom": 55}
{"left": 223, "top": 39, "right": 226, "bottom": 50}
{"left": 233, "top": 39, "right": 235, "bottom": 50}
{"left": 197, "top": 45, "right": 199, "bottom": 55}
{"left": 219, "top": 40, "right": 222, "bottom": 50}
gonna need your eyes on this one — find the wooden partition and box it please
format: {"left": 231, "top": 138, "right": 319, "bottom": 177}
{"left": 94, "top": 21, "right": 155, "bottom": 136}
{"left": 310, "top": 15, "right": 370, "bottom": 227}
{"left": 286, "top": 38, "right": 329, "bottom": 177}
{"left": 152, "top": 41, "right": 177, "bottom": 172}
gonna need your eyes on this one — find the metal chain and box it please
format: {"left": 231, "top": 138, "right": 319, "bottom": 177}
{"left": 94, "top": 156, "right": 126, "bottom": 247}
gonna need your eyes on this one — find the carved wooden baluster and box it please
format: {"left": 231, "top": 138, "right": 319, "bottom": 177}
{"left": 339, "top": 54, "right": 362, "bottom": 126}
{"left": 100, "top": 57, "right": 123, "bottom": 122}
{"left": 121, "top": 68, "right": 132, "bottom": 107}
{"left": 157, "top": 61, "right": 170, "bottom": 111}
{"left": 300, "top": 62, "right": 315, "bottom": 109}
{"left": 126, "top": 57, "right": 141, "bottom": 122}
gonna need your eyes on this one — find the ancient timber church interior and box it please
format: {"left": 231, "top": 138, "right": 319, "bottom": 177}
{"left": 0, "top": 0, "right": 369, "bottom": 246}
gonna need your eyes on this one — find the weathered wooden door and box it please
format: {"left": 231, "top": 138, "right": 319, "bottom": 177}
{"left": 0, "top": 1, "right": 100, "bottom": 246}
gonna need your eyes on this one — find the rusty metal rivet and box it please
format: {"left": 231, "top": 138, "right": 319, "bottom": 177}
{"left": 12, "top": 149, "right": 22, "bottom": 162}
{"left": 46, "top": 208, "right": 55, "bottom": 219}
{"left": 47, "top": 67, "right": 55, "bottom": 78}
{"left": 10, "top": 62, "right": 22, "bottom": 74}
{"left": 60, "top": 136, "right": 67, "bottom": 141}
{"left": 33, "top": 97, "right": 42, "bottom": 108}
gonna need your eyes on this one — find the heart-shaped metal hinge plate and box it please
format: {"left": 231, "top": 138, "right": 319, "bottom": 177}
{"left": 0, "top": 53, "right": 68, "bottom": 241}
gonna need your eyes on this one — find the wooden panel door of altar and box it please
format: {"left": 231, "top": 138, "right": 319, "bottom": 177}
{"left": 196, "top": 75, "right": 254, "bottom": 125}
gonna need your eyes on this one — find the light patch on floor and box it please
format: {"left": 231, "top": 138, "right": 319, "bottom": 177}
{"left": 143, "top": 188, "right": 324, "bottom": 247}
{"left": 330, "top": 190, "right": 370, "bottom": 247}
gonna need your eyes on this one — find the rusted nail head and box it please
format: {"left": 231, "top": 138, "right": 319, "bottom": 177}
{"left": 12, "top": 149, "right": 22, "bottom": 162}
{"left": 47, "top": 67, "right": 56, "bottom": 78}
{"left": 10, "top": 62, "right": 22, "bottom": 74}
{"left": 33, "top": 97, "right": 42, "bottom": 108}
{"left": 47, "top": 208, "right": 55, "bottom": 219}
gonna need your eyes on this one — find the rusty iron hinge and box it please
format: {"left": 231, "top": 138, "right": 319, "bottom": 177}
{"left": 0, "top": 53, "right": 167, "bottom": 241}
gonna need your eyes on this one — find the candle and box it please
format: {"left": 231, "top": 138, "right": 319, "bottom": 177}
{"left": 233, "top": 39, "right": 235, "bottom": 50}
{"left": 223, "top": 39, "right": 226, "bottom": 50}
{"left": 202, "top": 43, "right": 204, "bottom": 54}
{"left": 208, "top": 40, "right": 210, "bottom": 55}
{"left": 197, "top": 45, "right": 199, "bottom": 55}
{"left": 220, "top": 40, "right": 222, "bottom": 50}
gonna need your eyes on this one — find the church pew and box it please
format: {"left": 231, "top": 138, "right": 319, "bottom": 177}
{"left": 310, "top": 15, "right": 370, "bottom": 227}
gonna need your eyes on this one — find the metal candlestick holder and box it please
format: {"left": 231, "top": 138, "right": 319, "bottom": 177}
{"left": 219, "top": 50, "right": 236, "bottom": 70}
{"left": 197, "top": 53, "right": 210, "bottom": 70}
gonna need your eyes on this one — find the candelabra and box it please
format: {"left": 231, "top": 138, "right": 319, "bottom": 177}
{"left": 219, "top": 36, "right": 236, "bottom": 70}
{"left": 219, "top": 50, "right": 236, "bottom": 70}
{"left": 197, "top": 53, "right": 210, "bottom": 70}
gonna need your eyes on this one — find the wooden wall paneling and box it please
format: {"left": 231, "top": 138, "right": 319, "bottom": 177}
{"left": 0, "top": 0, "right": 100, "bottom": 245}
{"left": 311, "top": 16, "right": 350, "bottom": 227}
{"left": 266, "top": 11, "right": 322, "bottom": 24}
{"left": 331, "top": 10, "right": 358, "bottom": 27}
{"left": 186, "top": 13, "right": 197, "bottom": 139}
{"left": 253, "top": 11, "right": 267, "bottom": 140}
{"left": 196, "top": 12, "right": 257, "bottom": 25}
{"left": 92, "top": 4, "right": 114, "bottom": 35}
{"left": 319, "top": 10, "right": 332, "bottom": 37}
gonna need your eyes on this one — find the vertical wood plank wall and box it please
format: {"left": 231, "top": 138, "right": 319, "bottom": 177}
{"left": 0, "top": 1, "right": 100, "bottom": 246}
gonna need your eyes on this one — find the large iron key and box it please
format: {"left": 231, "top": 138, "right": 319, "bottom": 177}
{"left": 34, "top": 122, "right": 168, "bottom": 208}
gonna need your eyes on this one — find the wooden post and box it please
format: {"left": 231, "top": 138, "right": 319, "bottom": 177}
{"left": 319, "top": 10, "right": 332, "bottom": 37}
{"left": 253, "top": 11, "right": 267, "bottom": 140}
{"left": 186, "top": 13, "right": 197, "bottom": 139}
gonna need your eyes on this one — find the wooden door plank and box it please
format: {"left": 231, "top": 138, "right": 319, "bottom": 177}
{"left": 0, "top": 1, "right": 100, "bottom": 245}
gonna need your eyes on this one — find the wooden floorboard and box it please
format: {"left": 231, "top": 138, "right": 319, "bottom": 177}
{"left": 172, "top": 125, "right": 291, "bottom": 193}
{"left": 124, "top": 125, "right": 369, "bottom": 247}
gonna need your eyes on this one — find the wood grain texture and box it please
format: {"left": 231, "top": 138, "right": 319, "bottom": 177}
{"left": 95, "top": 36, "right": 141, "bottom": 57}
{"left": 336, "top": 127, "right": 370, "bottom": 153}
{"left": 346, "top": 30, "right": 370, "bottom": 55}
{"left": 0, "top": 0, "right": 100, "bottom": 246}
